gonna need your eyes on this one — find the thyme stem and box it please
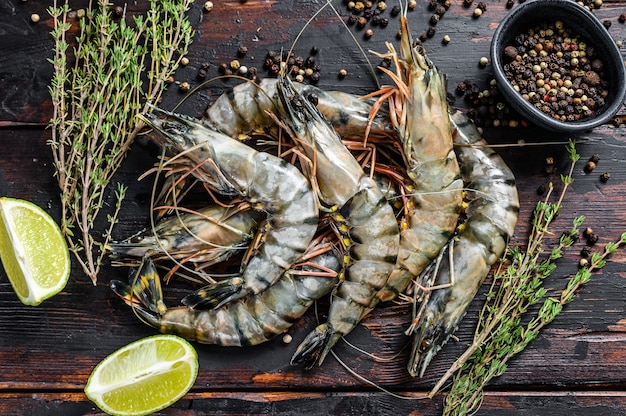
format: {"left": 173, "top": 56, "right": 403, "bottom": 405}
{"left": 47, "top": 0, "right": 194, "bottom": 283}
{"left": 433, "top": 140, "right": 626, "bottom": 415}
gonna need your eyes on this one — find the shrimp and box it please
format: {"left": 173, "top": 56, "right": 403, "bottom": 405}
{"left": 406, "top": 110, "right": 520, "bottom": 377}
{"left": 275, "top": 76, "right": 400, "bottom": 367}
{"left": 111, "top": 239, "right": 341, "bottom": 347}
{"left": 363, "top": 16, "right": 464, "bottom": 309}
{"left": 138, "top": 107, "right": 319, "bottom": 307}
{"left": 108, "top": 204, "right": 263, "bottom": 274}
{"left": 203, "top": 78, "right": 393, "bottom": 141}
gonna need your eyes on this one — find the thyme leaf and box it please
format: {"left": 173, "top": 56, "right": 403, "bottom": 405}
{"left": 431, "top": 140, "right": 626, "bottom": 415}
{"left": 47, "top": 0, "right": 194, "bottom": 283}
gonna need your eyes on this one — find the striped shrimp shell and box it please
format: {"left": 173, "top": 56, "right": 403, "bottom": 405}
{"left": 138, "top": 107, "right": 319, "bottom": 308}
{"left": 275, "top": 76, "right": 400, "bottom": 367}
{"left": 112, "top": 245, "right": 341, "bottom": 346}
{"left": 407, "top": 110, "right": 520, "bottom": 377}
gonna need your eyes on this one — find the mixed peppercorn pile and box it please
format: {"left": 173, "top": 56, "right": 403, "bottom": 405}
{"left": 501, "top": 20, "right": 609, "bottom": 122}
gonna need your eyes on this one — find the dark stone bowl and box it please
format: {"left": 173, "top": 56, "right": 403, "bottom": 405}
{"left": 490, "top": 0, "right": 626, "bottom": 133}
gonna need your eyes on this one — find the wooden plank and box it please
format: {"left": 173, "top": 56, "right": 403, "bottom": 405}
{"left": 0, "top": 1, "right": 625, "bottom": 414}
{"left": 2, "top": 391, "right": 626, "bottom": 416}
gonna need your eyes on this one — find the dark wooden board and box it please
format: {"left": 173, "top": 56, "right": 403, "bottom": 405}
{"left": 1, "top": 1, "right": 626, "bottom": 414}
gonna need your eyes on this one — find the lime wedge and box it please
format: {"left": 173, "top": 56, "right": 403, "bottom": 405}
{"left": 0, "top": 197, "right": 70, "bottom": 306}
{"left": 85, "top": 335, "right": 199, "bottom": 416}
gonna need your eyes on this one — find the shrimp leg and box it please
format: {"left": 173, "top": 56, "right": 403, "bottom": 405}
{"left": 138, "top": 107, "right": 319, "bottom": 308}
{"left": 407, "top": 110, "right": 520, "bottom": 377}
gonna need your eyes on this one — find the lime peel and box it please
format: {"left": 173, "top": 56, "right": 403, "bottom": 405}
{"left": 0, "top": 197, "right": 70, "bottom": 306}
{"left": 85, "top": 335, "right": 199, "bottom": 416}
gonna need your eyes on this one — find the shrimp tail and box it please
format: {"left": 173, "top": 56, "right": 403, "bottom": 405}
{"left": 110, "top": 258, "right": 167, "bottom": 327}
{"left": 181, "top": 278, "right": 244, "bottom": 309}
{"left": 289, "top": 323, "right": 340, "bottom": 368}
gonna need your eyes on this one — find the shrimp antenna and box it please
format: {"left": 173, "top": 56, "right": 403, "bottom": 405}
{"left": 329, "top": 350, "right": 428, "bottom": 401}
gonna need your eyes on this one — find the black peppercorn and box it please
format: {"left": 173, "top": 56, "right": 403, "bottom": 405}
{"left": 580, "top": 246, "right": 592, "bottom": 258}
{"left": 536, "top": 183, "right": 547, "bottom": 195}
{"left": 600, "top": 171, "right": 611, "bottom": 182}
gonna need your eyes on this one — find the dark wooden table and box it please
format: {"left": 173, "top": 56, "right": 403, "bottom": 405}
{"left": 1, "top": 1, "right": 626, "bottom": 415}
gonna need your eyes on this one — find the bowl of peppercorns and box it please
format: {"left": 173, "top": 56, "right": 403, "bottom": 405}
{"left": 491, "top": 0, "right": 626, "bottom": 132}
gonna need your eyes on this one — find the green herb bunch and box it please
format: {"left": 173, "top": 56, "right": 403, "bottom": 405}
{"left": 47, "top": 0, "right": 194, "bottom": 283}
{"left": 432, "top": 140, "right": 626, "bottom": 415}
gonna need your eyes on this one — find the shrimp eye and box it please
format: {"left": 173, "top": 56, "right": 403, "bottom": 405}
{"left": 307, "top": 93, "right": 319, "bottom": 106}
{"left": 420, "top": 339, "right": 432, "bottom": 352}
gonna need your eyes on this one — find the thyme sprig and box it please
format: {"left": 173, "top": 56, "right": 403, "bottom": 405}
{"left": 47, "top": 0, "right": 194, "bottom": 283}
{"left": 431, "top": 140, "right": 626, "bottom": 415}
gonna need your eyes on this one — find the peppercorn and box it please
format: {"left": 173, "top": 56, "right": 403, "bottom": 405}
{"left": 619, "top": 14, "right": 626, "bottom": 23}
{"left": 408, "top": 0, "right": 417, "bottom": 10}
{"left": 364, "top": 28, "right": 374, "bottom": 39}
{"left": 479, "top": 56, "right": 488, "bottom": 67}
{"left": 426, "top": 26, "right": 436, "bottom": 38}
{"left": 30, "top": 13, "right": 40, "bottom": 23}
{"left": 506, "top": 0, "right": 514, "bottom": 8}
{"left": 581, "top": 246, "right": 592, "bottom": 258}
{"left": 579, "top": 258, "right": 589, "bottom": 268}
{"left": 338, "top": 68, "right": 348, "bottom": 78}
{"left": 536, "top": 183, "right": 547, "bottom": 195}
{"left": 584, "top": 160, "right": 596, "bottom": 173}
{"left": 390, "top": 5, "right": 400, "bottom": 16}
{"left": 430, "top": 14, "right": 440, "bottom": 25}
{"left": 472, "top": 8, "right": 482, "bottom": 18}
{"left": 204, "top": 1, "right": 214, "bottom": 12}
{"left": 463, "top": 0, "right": 473, "bottom": 7}
{"left": 179, "top": 82, "right": 190, "bottom": 92}
{"left": 114, "top": 6, "right": 124, "bottom": 17}
{"left": 589, "top": 154, "right": 600, "bottom": 164}
{"left": 442, "top": 34, "right": 451, "bottom": 45}
{"left": 477, "top": 2, "right": 487, "bottom": 11}
{"left": 357, "top": 16, "right": 367, "bottom": 28}
{"left": 600, "top": 171, "right": 611, "bottom": 182}
{"left": 586, "top": 233, "right": 599, "bottom": 246}
{"left": 603, "top": 20, "right": 611, "bottom": 29}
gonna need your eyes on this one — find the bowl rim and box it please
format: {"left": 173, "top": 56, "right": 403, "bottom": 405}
{"left": 490, "top": 0, "right": 626, "bottom": 132}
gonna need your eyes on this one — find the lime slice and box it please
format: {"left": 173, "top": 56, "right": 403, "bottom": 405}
{"left": 85, "top": 335, "right": 199, "bottom": 416}
{"left": 0, "top": 197, "right": 70, "bottom": 306}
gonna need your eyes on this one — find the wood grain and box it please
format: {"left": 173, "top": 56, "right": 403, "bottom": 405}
{"left": 0, "top": 1, "right": 625, "bottom": 414}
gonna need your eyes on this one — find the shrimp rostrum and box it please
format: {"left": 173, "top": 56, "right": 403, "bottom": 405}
{"left": 138, "top": 107, "right": 319, "bottom": 308}
{"left": 407, "top": 110, "right": 520, "bottom": 377}
{"left": 275, "top": 76, "right": 400, "bottom": 368}
{"left": 111, "top": 240, "right": 341, "bottom": 347}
